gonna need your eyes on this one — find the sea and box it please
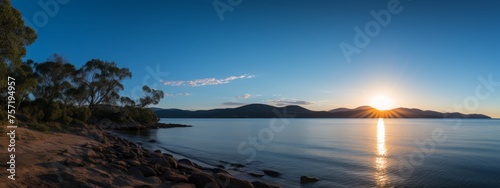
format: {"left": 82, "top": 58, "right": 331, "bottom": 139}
{"left": 115, "top": 118, "right": 500, "bottom": 187}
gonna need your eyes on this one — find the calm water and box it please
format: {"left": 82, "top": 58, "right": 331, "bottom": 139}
{"left": 116, "top": 118, "right": 500, "bottom": 187}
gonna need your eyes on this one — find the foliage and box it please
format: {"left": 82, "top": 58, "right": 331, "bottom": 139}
{"left": 33, "top": 54, "right": 76, "bottom": 103}
{"left": 28, "top": 122, "right": 50, "bottom": 132}
{"left": 120, "top": 96, "right": 136, "bottom": 107}
{"left": 0, "top": 0, "right": 37, "bottom": 115}
{"left": 138, "top": 85, "right": 164, "bottom": 107}
{"left": 0, "top": 0, "right": 37, "bottom": 66}
{"left": 128, "top": 107, "right": 158, "bottom": 125}
{"left": 75, "top": 59, "right": 132, "bottom": 110}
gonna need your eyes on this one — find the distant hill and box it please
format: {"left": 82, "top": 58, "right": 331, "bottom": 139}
{"left": 154, "top": 104, "right": 491, "bottom": 119}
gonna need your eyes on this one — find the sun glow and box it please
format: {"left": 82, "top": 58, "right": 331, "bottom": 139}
{"left": 370, "top": 95, "right": 394, "bottom": 111}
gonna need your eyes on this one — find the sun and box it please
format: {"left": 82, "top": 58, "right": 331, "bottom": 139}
{"left": 370, "top": 95, "right": 394, "bottom": 111}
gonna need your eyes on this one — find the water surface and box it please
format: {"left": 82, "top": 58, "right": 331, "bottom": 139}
{"left": 117, "top": 118, "right": 500, "bottom": 187}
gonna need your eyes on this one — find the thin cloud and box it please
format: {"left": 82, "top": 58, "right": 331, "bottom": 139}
{"left": 236, "top": 94, "right": 252, "bottom": 99}
{"left": 268, "top": 98, "right": 313, "bottom": 106}
{"left": 222, "top": 102, "right": 247, "bottom": 106}
{"left": 165, "top": 92, "right": 191, "bottom": 97}
{"left": 162, "top": 74, "right": 255, "bottom": 87}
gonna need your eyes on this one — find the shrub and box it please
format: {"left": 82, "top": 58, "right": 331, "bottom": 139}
{"left": 28, "top": 122, "right": 50, "bottom": 132}
{"left": 71, "top": 107, "right": 91, "bottom": 122}
{"left": 71, "top": 119, "right": 86, "bottom": 127}
{"left": 129, "top": 107, "right": 158, "bottom": 125}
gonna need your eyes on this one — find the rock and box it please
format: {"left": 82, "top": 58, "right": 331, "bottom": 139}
{"left": 217, "top": 165, "right": 225, "bottom": 169}
{"left": 113, "top": 160, "right": 128, "bottom": 167}
{"left": 133, "top": 166, "right": 157, "bottom": 177}
{"left": 64, "top": 157, "right": 84, "bottom": 167}
{"left": 92, "top": 145, "right": 104, "bottom": 152}
{"left": 154, "top": 149, "right": 162, "bottom": 153}
{"left": 178, "top": 163, "right": 201, "bottom": 174}
{"left": 110, "top": 163, "right": 128, "bottom": 172}
{"left": 87, "top": 179, "right": 113, "bottom": 188}
{"left": 251, "top": 181, "right": 280, "bottom": 188}
{"left": 262, "top": 170, "right": 281, "bottom": 177}
{"left": 300, "top": 176, "right": 320, "bottom": 184}
{"left": 212, "top": 168, "right": 230, "bottom": 175}
{"left": 61, "top": 171, "right": 76, "bottom": 181}
{"left": 85, "top": 149, "right": 100, "bottom": 159}
{"left": 178, "top": 159, "right": 194, "bottom": 167}
{"left": 164, "top": 155, "right": 178, "bottom": 169}
{"left": 112, "top": 176, "right": 132, "bottom": 187}
{"left": 215, "top": 173, "right": 254, "bottom": 188}
{"left": 230, "top": 163, "right": 245, "bottom": 168}
{"left": 163, "top": 170, "right": 189, "bottom": 183}
{"left": 160, "top": 183, "right": 196, "bottom": 188}
{"left": 148, "top": 139, "right": 157, "bottom": 143}
{"left": 188, "top": 172, "right": 220, "bottom": 188}
{"left": 248, "top": 172, "right": 265, "bottom": 177}
{"left": 147, "top": 157, "right": 171, "bottom": 168}
{"left": 127, "top": 160, "right": 141, "bottom": 166}
{"left": 134, "top": 185, "right": 154, "bottom": 188}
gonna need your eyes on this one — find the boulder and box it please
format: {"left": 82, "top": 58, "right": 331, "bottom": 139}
{"left": 163, "top": 170, "right": 189, "bottom": 183}
{"left": 300, "top": 176, "right": 319, "bottom": 184}
{"left": 215, "top": 173, "right": 254, "bottom": 188}
{"left": 164, "top": 155, "right": 178, "bottom": 169}
{"left": 133, "top": 166, "right": 157, "bottom": 177}
{"left": 251, "top": 181, "right": 281, "bottom": 188}
{"left": 147, "top": 157, "right": 171, "bottom": 168}
{"left": 262, "top": 170, "right": 281, "bottom": 177}
{"left": 248, "top": 172, "right": 265, "bottom": 177}
{"left": 148, "top": 139, "right": 157, "bottom": 143}
{"left": 178, "top": 159, "right": 194, "bottom": 167}
{"left": 188, "top": 172, "right": 220, "bottom": 188}
{"left": 160, "top": 183, "right": 196, "bottom": 188}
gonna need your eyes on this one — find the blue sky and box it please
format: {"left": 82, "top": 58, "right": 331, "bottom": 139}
{"left": 12, "top": 0, "right": 500, "bottom": 117}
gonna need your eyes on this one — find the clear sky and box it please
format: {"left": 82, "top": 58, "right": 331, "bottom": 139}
{"left": 11, "top": 0, "right": 500, "bottom": 117}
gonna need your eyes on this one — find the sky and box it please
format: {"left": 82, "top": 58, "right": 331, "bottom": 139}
{"left": 11, "top": 0, "right": 500, "bottom": 117}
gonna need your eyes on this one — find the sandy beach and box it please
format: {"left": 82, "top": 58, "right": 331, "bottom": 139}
{"left": 0, "top": 126, "right": 279, "bottom": 188}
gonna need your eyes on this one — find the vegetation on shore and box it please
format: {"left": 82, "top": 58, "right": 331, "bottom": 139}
{"left": 0, "top": 0, "right": 164, "bottom": 131}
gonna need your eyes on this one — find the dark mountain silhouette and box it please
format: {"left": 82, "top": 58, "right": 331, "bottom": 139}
{"left": 153, "top": 104, "right": 491, "bottom": 119}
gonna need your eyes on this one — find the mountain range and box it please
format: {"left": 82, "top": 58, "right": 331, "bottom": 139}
{"left": 153, "top": 104, "right": 491, "bottom": 119}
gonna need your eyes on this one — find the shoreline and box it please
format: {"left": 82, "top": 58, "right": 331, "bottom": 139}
{"left": 0, "top": 125, "right": 280, "bottom": 188}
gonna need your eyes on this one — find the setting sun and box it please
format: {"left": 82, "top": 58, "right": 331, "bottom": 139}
{"left": 370, "top": 96, "right": 394, "bottom": 111}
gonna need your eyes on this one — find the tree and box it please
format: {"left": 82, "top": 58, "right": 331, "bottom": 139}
{"left": 0, "top": 0, "right": 37, "bottom": 118}
{"left": 11, "top": 59, "right": 37, "bottom": 109}
{"left": 0, "top": 0, "right": 37, "bottom": 67}
{"left": 138, "top": 85, "right": 164, "bottom": 107}
{"left": 120, "top": 96, "right": 136, "bottom": 107}
{"left": 75, "top": 59, "right": 132, "bottom": 110}
{"left": 33, "top": 54, "right": 76, "bottom": 103}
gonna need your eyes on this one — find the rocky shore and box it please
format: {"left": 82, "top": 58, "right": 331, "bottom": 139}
{"left": 0, "top": 126, "right": 280, "bottom": 188}
{"left": 96, "top": 120, "right": 192, "bottom": 130}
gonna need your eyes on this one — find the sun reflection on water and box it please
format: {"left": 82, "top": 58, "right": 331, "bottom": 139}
{"left": 376, "top": 118, "right": 388, "bottom": 187}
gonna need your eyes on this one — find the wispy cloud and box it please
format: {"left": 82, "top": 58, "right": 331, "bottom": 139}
{"left": 267, "top": 98, "right": 313, "bottom": 106}
{"left": 165, "top": 92, "right": 191, "bottom": 97}
{"left": 222, "top": 102, "right": 247, "bottom": 106}
{"left": 236, "top": 94, "right": 252, "bottom": 99}
{"left": 162, "top": 74, "right": 255, "bottom": 87}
